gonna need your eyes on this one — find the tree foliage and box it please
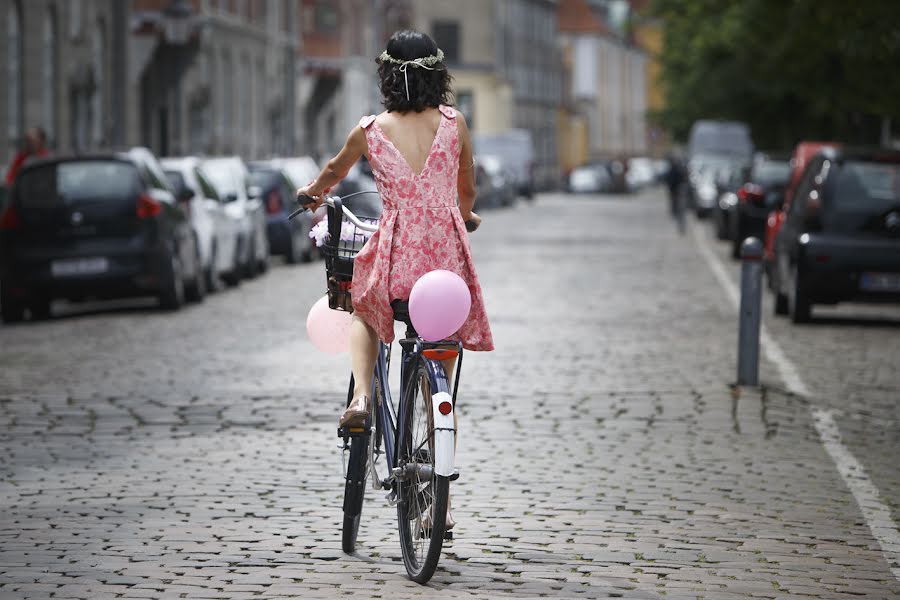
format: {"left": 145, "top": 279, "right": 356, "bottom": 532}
{"left": 649, "top": 0, "right": 900, "bottom": 148}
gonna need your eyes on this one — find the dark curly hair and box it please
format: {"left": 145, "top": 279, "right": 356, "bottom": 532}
{"left": 377, "top": 30, "right": 453, "bottom": 113}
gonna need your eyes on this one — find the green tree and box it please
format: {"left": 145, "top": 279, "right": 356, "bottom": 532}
{"left": 649, "top": 0, "right": 900, "bottom": 148}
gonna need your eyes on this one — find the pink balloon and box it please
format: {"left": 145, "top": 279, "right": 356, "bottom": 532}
{"left": 306, "top": 295, "right": 352, "bottom": 354}
{"left": 409, "top": 270, "right": 472, "bottom": 342}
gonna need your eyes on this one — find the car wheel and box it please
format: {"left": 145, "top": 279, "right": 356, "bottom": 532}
{"left": 788, "top": 264, "right": 812, "bottom": 323}
{"left": 2, "top": 282, "right": 27, "bottom": 323}
{"left": 223, "top": 239, "right": 243, "bottom": 287}
{"left": 243, "top": 238, "right": 259, "bottom": 278}
{"left": 184, "top": 243, "right": 206, "bottom": 303}
{"left": 731, "top": 236, "right": 742, "bottom": 260}
{"left": 206, "top": 244, "right": 223, "bottom": 294}
{"left": 28, "top": 297, "right": 52, "bottom": 320}
{"left": 715, "top": 211, "right": 729, "bottom": 240}
{"left": 286, "top": 229, "right": 300, "bottom": 265}
{"left": 159, "top": 252, "right": 185, "bottom": 310}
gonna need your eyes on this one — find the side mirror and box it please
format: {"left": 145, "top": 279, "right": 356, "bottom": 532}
{"left": 224, "top": 192, "right": 238, "bottom": 203}
{"left": 178, "top": 188, "right": 195, "bottom": 203}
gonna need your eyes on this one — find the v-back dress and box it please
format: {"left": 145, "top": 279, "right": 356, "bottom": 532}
{"left": 351, "top": 105, "right": 494, "bottom": 351}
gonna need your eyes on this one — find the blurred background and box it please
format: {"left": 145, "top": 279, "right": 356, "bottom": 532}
{"left": 0, "top": 0, "right": 898, "bottom": 320}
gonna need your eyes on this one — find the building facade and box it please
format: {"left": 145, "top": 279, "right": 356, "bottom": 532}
{"left": 2, "top": 0, "right": 130, "bottom": 168}
{"left": 557, "top": 0, "right": 649, "bottom": 171}
{"left": 1, "top": 0, "right": 298, "bottom": 170}
{"left": 297, "top": 0, "right": 413, "bottom": 161}
{"left": 412, "top": 0, "right": 562, "bottom": 189}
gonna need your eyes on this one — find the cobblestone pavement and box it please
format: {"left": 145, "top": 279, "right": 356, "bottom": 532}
{"left": 1, "top": 188, "right": 899, "bottom": 599}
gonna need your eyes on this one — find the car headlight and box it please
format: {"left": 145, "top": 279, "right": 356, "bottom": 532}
{"left": 719, "top": 192, "right": 738, "bottom": 209}
{"left": 698, "top": 183, "right": 716, "bottom": 202}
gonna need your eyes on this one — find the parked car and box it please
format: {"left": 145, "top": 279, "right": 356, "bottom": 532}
{"left": 626, "top": 157, "right": 657, "bottom": 191}
{"left": 473, "top": 129, "right": 535, "bottom": 199}
{"left": 162, "top": 157, "right": 242, "bottom": 289}
{"left": 248, "top": 161, "right": 315, "bottom": 263}
{"left": 201, "top": 157, "right": 268, "bottom": 279}
{"left": 0, "top": 148, "right": 204, "bottom": 321}
{"left": 687, "top": 120, "right": 754, "bottom": 216}
{"left": 262, "top": 156, "right": 320, "bottom": 192}
{"left": 764, "top": 141, "right": 839, "bottom": 286}
{"left": 475, "top": 155, "right": 515, "bottom": 208}
{"left": 771, "top": 147, "right": 900, "bottom": 323}
{"left": 710, "top": 160, "right": 751, "bottom": 240}
{"left": 567, "top": 164, "right": 613, "bottom": 194}
{"left": 728, "top": 154, "right": 791, "bottom": 258}
{"left": 332, "top": 160, "right": 378, "bottom": 198}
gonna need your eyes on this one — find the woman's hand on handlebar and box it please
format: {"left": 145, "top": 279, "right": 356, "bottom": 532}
{"left": 295, "top": 183, "right": 329, "bottom": 211}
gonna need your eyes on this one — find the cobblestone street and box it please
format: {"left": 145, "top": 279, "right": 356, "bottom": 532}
{"left": 1, "top": 188, "right": 899, "bottom": 599}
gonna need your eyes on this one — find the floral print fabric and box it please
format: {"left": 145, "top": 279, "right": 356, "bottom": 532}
{"left": 351, "top": 105, "right": 494, "bottom": 351}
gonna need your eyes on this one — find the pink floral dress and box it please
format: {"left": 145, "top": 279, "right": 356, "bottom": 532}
{"left": 350, "top": 105, "right": 494, "bottom": 351}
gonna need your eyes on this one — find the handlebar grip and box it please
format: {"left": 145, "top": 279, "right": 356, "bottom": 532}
{"left": 465, "top": 220, "right": 477, "bottom": 232}
{"left": 296, "top": 192, "right": 317, "bottom": 207}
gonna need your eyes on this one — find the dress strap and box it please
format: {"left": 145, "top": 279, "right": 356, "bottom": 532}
{"left": 438, "top": 105, "right": 457, "bottom": 120}
{"left": 359, "top": 114, "right": 377, "bottom": 129}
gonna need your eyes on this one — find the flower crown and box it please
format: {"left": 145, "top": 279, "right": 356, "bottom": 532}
{"left": 378, "top": 48, "right": 445, "bottom": 68}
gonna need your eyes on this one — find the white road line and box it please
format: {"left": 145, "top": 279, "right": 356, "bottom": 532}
{"left": 690, "top": 221, "right": 900, "bottom": 582}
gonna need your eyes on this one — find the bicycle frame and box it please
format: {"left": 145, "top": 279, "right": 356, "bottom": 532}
{"left": 369, "top": 330, "right": 463, "bottom": 490}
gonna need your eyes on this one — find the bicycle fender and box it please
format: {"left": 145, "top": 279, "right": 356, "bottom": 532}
{"left": 431, "top": 391, "right": 456, "bottom": 477}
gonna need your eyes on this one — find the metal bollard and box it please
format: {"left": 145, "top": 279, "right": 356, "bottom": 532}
{"left": 737, "top": 237, "right": 763, "bottom": 385}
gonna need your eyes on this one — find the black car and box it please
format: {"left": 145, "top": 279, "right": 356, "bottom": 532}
{"left": 728, "top": 155, "right": 791, "bottom": 258}
{"left": 772, "top": 147, "right": 900, "bottom": 323}
{"left": 710, "top": 162, "right": 749, "bottom": 241}
{"left": 247, "top": 163, "right": 314, "bottom": 263}
{"left": 0, "top": 148, "right": 203, "bottom": 322}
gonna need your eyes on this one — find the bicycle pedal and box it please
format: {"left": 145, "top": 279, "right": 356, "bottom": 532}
{"left": 443, "top": 530, "right": 453, "bottom": 541}
{"left": 337, "top": 425, "right": 368, "bottom": 438}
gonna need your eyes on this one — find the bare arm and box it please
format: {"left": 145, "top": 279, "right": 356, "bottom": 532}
{"left": 296, "top": 126, "right": 368, "bottom": 209}
{"left": 456, "top": 111, "right": 478, "bottom": 223}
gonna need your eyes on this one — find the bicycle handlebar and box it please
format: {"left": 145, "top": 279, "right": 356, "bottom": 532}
{"left": 291, "top": 191, "right": 478, "bottom": 233}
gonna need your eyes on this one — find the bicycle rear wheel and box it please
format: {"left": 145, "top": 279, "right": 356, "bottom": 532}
{"left": 341, "top": 374, "right": 370, "bottom": 553}
{"left": 397, "top": 360, "right": 450, "bottom": 583}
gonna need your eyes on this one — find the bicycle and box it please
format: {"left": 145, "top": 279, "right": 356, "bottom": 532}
{"left": 292, "top": 192, "right": 471, "bottom": 583}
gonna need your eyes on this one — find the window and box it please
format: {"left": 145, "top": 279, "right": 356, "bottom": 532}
{"left": 222, "top": 50, "right": 232, "bottom": 146}
{"left": 315, "top": 1, "right": 338, "bottom": 33}
{"left": 43, "top": 7, "right": 58, "bottom": 145}
{"left": 195, "top": 167, "right": 221, "bottom": 202}
{"left": 456, "top": 90, "right": 474, "bottom": 129}
{"left": 92, "top": 20, "right": 107, "bottom": 146}
{"left": 69, "top": 0, "right": 82, "bottom": 40}
{"left": 7, "top": 1, "right": 22, "bottom": 145}
{"left": 432, "top": 21, "right": 460, "bottom": 64}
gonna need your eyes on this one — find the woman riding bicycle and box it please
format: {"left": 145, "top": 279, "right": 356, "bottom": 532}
{"left": 297, "top": 30, "right": 494, "bottom": 431}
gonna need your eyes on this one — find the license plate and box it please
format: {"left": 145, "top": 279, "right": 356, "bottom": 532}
{"left": 51, "top": 257, "right": 109, "bottom": 277}
{"left": 860, "top": 272, "right": 900, "bottom": 292}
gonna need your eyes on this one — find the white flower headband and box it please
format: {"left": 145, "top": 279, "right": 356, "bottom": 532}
{"left": 378, "top": 49, "right": 445, "bottom": 101}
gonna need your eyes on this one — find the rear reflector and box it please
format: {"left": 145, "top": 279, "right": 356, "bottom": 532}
{"left": 137, "top": 194, "right": 162, "bottom": 218}
{"left": 438, "top": 401, "right": 453, "bottom": 415}
{"left": 0, "top": 206, "right": 20, "bottom": 230}
{"left": 423, "top": 348, "right": 459, "bottom": 361}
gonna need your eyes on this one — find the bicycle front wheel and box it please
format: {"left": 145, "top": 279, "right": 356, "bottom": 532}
{"left": 341, "top": 374, "right": 371, "bottom": 554}
{"left": 397, "top": 360, "right": 450, "bottom": 583}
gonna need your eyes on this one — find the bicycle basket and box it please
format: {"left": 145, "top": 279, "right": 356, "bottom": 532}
{"left": 322, "top": 198, "right": 379, "bottom": 312}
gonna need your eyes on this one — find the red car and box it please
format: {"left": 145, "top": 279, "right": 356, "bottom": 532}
{"left": 764, "top": 141, "right": 839, "bottom": 286}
